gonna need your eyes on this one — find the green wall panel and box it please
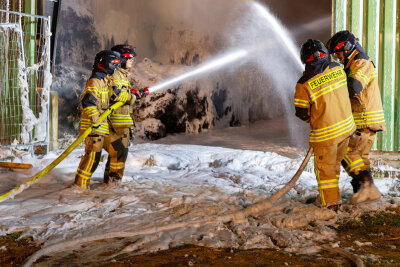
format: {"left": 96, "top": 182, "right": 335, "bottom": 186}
{"left": 333, "top": 0, "right": 399, "bottom": 151}
{"left": 350, "top": 0, "right": 363, "bottom": 44}
{"left": 380, "top": 0, "right": 396, "bottom": 151}
{"left": 333, "top": 0, "right": 347, "bottom": 33}
{"left": 365, "top": 0, "right": 380, "bottom": 150}
{"left": 396, "top": 1, "right": 400, "bottom": 150}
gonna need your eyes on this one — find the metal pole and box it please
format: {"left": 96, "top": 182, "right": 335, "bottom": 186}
{"left": 50, "top": 0, "right": 61, "bottom": 72}
{"left": 0, "top": 9, "right": 49, "bottom": 19}
{"left": 5, "top": 0, "right": 9, "bottom": 22}
{"left": 49, "top": 91, "right": 58, "bottom": 151}
{"left": 45, "top": 17, "right": 52, "bottom": 153}
{"left": 24, "top": 0, "right": 36, "bottom": 123}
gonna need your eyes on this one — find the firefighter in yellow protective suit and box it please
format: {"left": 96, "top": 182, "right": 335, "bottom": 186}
{"left": 75, "top": 50, "right": 124, "bottom": 188}
{"left": 326, "top": 31, "right": 385, "bottom": 202}
{"left": 294, "top": 40, "right": 356, "bottom": 210}
{"left": 104, "top": 44, "right": 149, "bottom": 184}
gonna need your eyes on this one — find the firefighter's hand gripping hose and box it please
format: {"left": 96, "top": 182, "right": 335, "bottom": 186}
{"left": 0, "top": 102, "right": 125, "bottom": 204}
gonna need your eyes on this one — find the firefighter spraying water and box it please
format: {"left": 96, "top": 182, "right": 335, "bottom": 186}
{"left": 294, "top": 39, "right": 355, "bottom": 211}
{"left": 0, "top": 48, "right": 251, "bottom": 202}
{"left": 1, "top": 3, "right": 380, "bottom": 218}
{"left": 0, "top": 2, "right": 308, "bottom": 204}
{"left": 3, "top": 3, "right": 379, "bottom": 214}
{"left": 1, "top": 3, "right": 390, "bottom": 267}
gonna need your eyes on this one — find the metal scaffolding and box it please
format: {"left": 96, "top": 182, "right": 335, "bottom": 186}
{"left": 0, "top": 8, "right": 51, "bottom": 149}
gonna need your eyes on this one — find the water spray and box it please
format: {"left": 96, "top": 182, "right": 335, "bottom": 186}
{"left": 148, "top": 1, "right": 303, "bottom": 95}
{"left": 251, "top": 2, "right": 303, "bottom": 70}
{"left": 148, "top": 49, "right": 248, "bottom": 93}
{"left": 0, "top": 1, "right": 308, "bottom": 204}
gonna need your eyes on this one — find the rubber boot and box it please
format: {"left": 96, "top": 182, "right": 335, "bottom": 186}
{"left": 350, "top": 172, "right": 362, "bottom": 193}
{"left": 327, "top": 204, "right": 341, "bottom": 212}
{"left": 104, "top": 172, "right": 121, "bottom": 184}
{"left": 348, "top": 170, "right": 381, "bottom": 204}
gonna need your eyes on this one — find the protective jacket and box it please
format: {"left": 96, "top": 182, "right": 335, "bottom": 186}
{"left": 109, "top": 68, "right": 135, "bottom": 129}
{"left": 344, "top": 49, "right": 385, "bottom": 131}
{"left": 294, "top": 60, "right": 355, "bottom": 147}
{"left": 80, "top": 72, "right": 112, "bottom": 136}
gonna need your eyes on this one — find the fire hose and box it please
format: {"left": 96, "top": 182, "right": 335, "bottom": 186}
{"left": 22, "top": 145, "right": 363, "bottom": 267}
{"left": 223, "top": 146, "right": 313, "bottom": 222}
{"left": 0, "top": 101, "right": 125, "bottom": 203}
{"left": 22, "top": 147, "right": 314, "bottom": 267}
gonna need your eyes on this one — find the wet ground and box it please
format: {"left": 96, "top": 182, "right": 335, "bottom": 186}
{"left": 2, "top": 206, "right": 400, "bottom": 266}
{"left": 1, "top": 119, "right": 399, "bottom": 266}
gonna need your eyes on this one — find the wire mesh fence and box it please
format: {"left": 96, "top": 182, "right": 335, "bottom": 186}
{"left": 0, "top": 9, "right": 51, "bottom": 148}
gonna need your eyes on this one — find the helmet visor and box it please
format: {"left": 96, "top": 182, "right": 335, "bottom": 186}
{"left": 333, "top": 41, "right": 345, "bottom": 52}
{"left": 121, "top": 53, "right": 135, "bottom": 59}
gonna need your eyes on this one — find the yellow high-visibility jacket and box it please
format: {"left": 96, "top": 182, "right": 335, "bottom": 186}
{"left": 294, "top": 62, "right": 356, "bottom": 147}
{"left": 344, "top": 49, "right": 386, "bottom": 131}
{"left": 109, "top": 68, "right": 135, "bottom": 129}
{"left": 80, "top": 75, "right": 112, "bottom": 136}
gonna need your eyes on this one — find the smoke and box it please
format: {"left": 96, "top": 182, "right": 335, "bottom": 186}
{"left": 292, "top": 15, "right": 331, "bottom": 38}
{"left": 52, "top": 0, "right": 326, "bottom": 145}
{"left": 59, "top": 0, "right": 243, "bottom": 64}
{"left": 146, "top": 0, "right": 243, "bottom": 34}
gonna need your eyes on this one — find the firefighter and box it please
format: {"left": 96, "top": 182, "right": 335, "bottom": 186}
{"left": 295, "top": 39, "right": 356, "bottom": 210}
{"left": 74, "top": 50, "right": 123, "bottom": 189}
{"left": 326, "top": 31, "right": 385, "bottom": 203}
{"left": 104, "top": 44, "right": 148, "bottom": 184}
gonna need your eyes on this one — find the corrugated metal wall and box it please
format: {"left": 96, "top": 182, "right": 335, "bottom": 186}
{"left": 332, "top": 0, "right": 400, "bottom": 151}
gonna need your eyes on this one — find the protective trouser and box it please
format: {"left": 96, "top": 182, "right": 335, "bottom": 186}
{"left": 75, "top": 135, "right": 105, "bottom": 189}
{"left": 313, "top": 136, "right": 349, "bottom": 207}
{"left": 342, "top": 128, "right": 376, "bottom": 175}
{"left": 103, "top": 127, "right": 130, "bottom": 183}
{"left": 341, "top": 128, "right": 376, "bottom": 193}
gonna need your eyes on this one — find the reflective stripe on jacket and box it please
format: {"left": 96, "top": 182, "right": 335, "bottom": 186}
{"left": 345, "top": 49, "right": 386, "bottom": 131}
{"left": 80, "top": 76, "right": 112, "bottom": 135}
{"left": 294, "top": 64, "right": 355, "bottom": 147}
{"left": 110, "top": 68, "right": 135, "bottom": 128}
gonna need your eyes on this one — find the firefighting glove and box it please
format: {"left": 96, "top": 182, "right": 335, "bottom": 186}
{"left": 130, "top": 88, "right": 142, "bottom": 99}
